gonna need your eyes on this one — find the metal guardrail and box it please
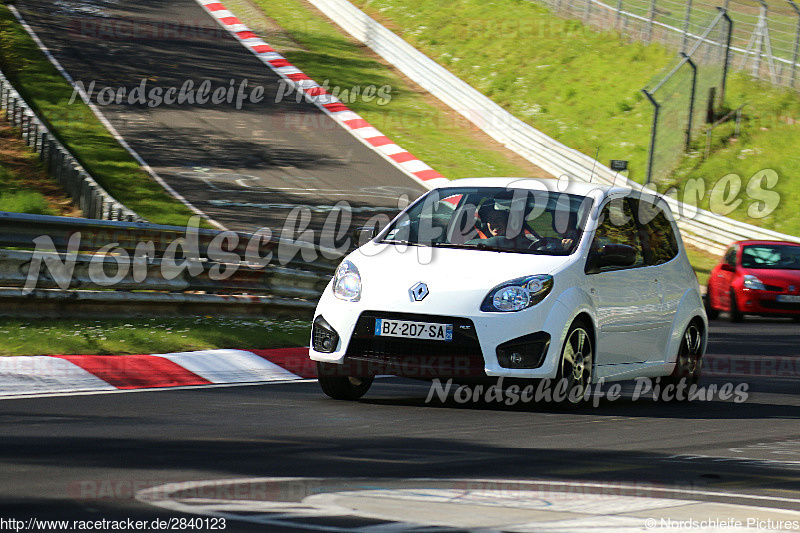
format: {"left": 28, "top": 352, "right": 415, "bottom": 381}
{"left": 306, "top": 0, "right": 800, "bottom": 255}
{"left": 0, "top": 68, "right": 142, "bottom": 222}
{"left": 0, "top": 212, "right": 340, "bottom": 317}
{"left": 0, "top": 211, "right": 341, "bottom": 272}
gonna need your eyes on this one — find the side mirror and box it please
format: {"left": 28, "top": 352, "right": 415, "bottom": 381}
{"left": 352, "top": 226, "right": 379, "bottom": 246}
{"left": 720, "top": 263, "right": 736, "bottom": 272}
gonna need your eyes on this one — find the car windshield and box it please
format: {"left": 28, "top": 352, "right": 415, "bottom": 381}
{"left": 379, "top": 187, "right": 593, "bottom": 255}
{"left": 741, "top": 245, "right": 800, "bottom": 270}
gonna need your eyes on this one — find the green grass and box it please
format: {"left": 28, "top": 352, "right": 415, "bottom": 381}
{"left": 0, "top": 189, "right": 50, "bottom": 214}
{"left": 0, "top": 317, "right": 310, "bottom": 356}
{"left": 685, "top": 245, "right": 720, "bottom": 287}
{"left": 0, "top": 5, "right": 203, "bottom": 226}
{"left": 0, "top": 135, "right": 52, "bottom": 215}
{"left": 0, "top": 121, "right": 81, "bottom": 216}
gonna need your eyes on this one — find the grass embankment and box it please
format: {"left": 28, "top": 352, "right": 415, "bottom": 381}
{"left": 0, "top": 121, "right": 79, "bottom": 216}
{"left": 0, "top": 5, "right": 200, "bottom": 226}
{"left": 0, "top": 317, "right": 310, "bottom": 356}
{"left": 331, "top": 0, "right": 800, "bottom": 237}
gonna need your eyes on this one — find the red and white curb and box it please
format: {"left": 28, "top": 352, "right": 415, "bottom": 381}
{"left": 0, "top": 348, "right": 316, "bottom": 399}
{"left": 195, "top": 0, "right": 449, "bottom": 191}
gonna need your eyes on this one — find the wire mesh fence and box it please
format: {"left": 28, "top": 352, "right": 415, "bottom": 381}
{"left": 642, "top": 9, "right": 732, "bottom": 183}
{"left": 532, "top": 0, "right": 800, "bottom": 89}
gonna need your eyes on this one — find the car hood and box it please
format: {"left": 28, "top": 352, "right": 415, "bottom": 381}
{"left": 345, "top": 243, "right": 573, "bottom": 314}
{"left": 745, "top": 268, "right": 800, "bottom": 288}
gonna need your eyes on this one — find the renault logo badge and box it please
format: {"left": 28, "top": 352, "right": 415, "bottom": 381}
{"left": 790, "top": 285, "right": 797, "bottom": 293}
{"left": 409, "top": 282, "right": 429, "bottom": 302}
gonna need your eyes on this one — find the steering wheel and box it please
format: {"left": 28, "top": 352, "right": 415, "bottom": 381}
{"left": 528, "top": 236, "right": 563, "bottom": 251}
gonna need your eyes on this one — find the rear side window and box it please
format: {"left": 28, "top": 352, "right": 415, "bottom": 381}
{"left": 723, "top": 246, "right": 737, "bottom": 266}
{"left": 634, "top": 199, "right": 679, "bottom": 266}
{"left": 589, "top": 198, "right": 645, "bottom": 271}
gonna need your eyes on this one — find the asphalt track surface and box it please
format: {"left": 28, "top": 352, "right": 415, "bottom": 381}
{"left": 15, "top": 0, "right": 428, "bottom": 236}
{"left": 0, "top": 317, "right": 798, "bottom": 531}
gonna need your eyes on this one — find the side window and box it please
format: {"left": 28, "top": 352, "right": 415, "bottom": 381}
{"left": 634, "top": 199, "right": 679, "bottom": 266}
{"left": 723, "top": 246, "right": 737, "bottom": 267}
{"left": 589, "top": 198, "right": 645, "bottom": 272}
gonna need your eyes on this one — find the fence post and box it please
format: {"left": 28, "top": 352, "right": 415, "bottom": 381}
{"left": 39, "top": 132, "right": 48, "bottom": 162}
{"left": 682, "top": 53, "right": 698, "bottom": 150}
{"left": 646, "top": 0, "right": 657, "bottom": 43}
{"left": 19, "top": 112, "right": 27, "bottom": 142}
{"left": 615, "top": 0, "right": 623, "bottom": 30}
{"left": 681, "top": 0, "right": 693, "bottom": 52}
{"left": 642, "top": 89, "right": 660, "bottom": 185}
{"left": 584, "top": 0, "right": 592, "bottom": 23}
{"left": 48, "top": 141, "right": 57, "bottom": 174}
{"left": 789, "top": 0, "right": 800, "bottom": 88}
{"left": 28, "top": 119, "right": 36, "bottom": 148}
{"left": 70, "top": 167, "right": 82, "bottom": 200}
{"left": 719, "top": 8, "right": 732, "bottom": 108}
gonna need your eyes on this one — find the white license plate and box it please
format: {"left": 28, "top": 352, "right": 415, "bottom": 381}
{"left": 374, "top": 319, "right": 453, "bottom": 341}
{"left": 777, "top": 294, "right": 800, "bottom": 303}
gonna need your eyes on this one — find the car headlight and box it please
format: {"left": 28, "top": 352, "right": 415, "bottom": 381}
{"left": 481, "top": 275, "right": 553, "bottom": 312}
{"left": 743, "top": 274, "right": 766, "bottom": 291}
{"left": 333, "top": 260, "right": 361, "bottom": 301}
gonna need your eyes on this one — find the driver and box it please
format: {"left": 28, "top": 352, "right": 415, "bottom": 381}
{"left": 551, "top": 209, "right": 579, "bottom": 251}
{"left": 484, "top": 208, "right": 508, "bottom": 238}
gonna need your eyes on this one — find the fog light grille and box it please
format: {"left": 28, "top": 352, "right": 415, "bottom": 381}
{"left": 312, "top": 316, "right": 339, "bottom": 353}
{"left": 496, "top": 332, "right": 550, "bottom": 369}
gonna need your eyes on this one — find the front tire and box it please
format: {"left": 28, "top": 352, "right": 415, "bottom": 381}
{"left": 728, "top": 290, "right": 743, "bottom": 323}
{"left": 705, "top": 286, "right": 719, "bottom": 320}
{"left": 316, "top": 362, "right": 373, "bottom": 400}
{"left": 554, "top": 320, "right": 593, "bottom": 406}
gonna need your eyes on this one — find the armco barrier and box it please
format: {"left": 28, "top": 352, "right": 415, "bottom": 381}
{"left": 0, "top": 211, "right": 341, "bottom": 273}
{"left": 0, "top": 212, "right": 340, "bottom": 317}
{"left": 0, "top": 69, "right": 141, "bottom": 222}
{"left": 306, "top": 0, "right": 800, "bottom": 254}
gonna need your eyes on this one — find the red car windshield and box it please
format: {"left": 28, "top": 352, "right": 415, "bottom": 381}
{"left": 741, "top": 245, "right": 800, "bottom": 270}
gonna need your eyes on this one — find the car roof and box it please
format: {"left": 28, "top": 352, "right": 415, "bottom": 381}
{"left": 734, "top": 240, "right": 800, "bottom": 247}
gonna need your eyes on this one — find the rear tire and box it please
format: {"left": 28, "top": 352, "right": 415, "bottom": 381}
{"left": 316, "top": 362, "right": 373, "bottom": 401}
{"left": 728, "top": 290, "right": 743, "bottom": 323}
{"left": 661, "top": 320, "right": 704, "bottom": 401}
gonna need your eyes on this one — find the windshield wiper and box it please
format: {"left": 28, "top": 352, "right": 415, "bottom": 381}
{"left": 429, "top": 242, "right": 481, "bottom": 249}
{"left": 379, "top": 239, "right": 424, "bottom": 247}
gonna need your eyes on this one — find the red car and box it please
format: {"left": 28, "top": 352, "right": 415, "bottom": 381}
{"left": 707, "top": 240, "right": 800, "bottom": 322}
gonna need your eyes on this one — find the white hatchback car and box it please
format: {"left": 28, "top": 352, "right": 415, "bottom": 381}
{"left": 310, "top": 178, "right": 707, "bottom": 404}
